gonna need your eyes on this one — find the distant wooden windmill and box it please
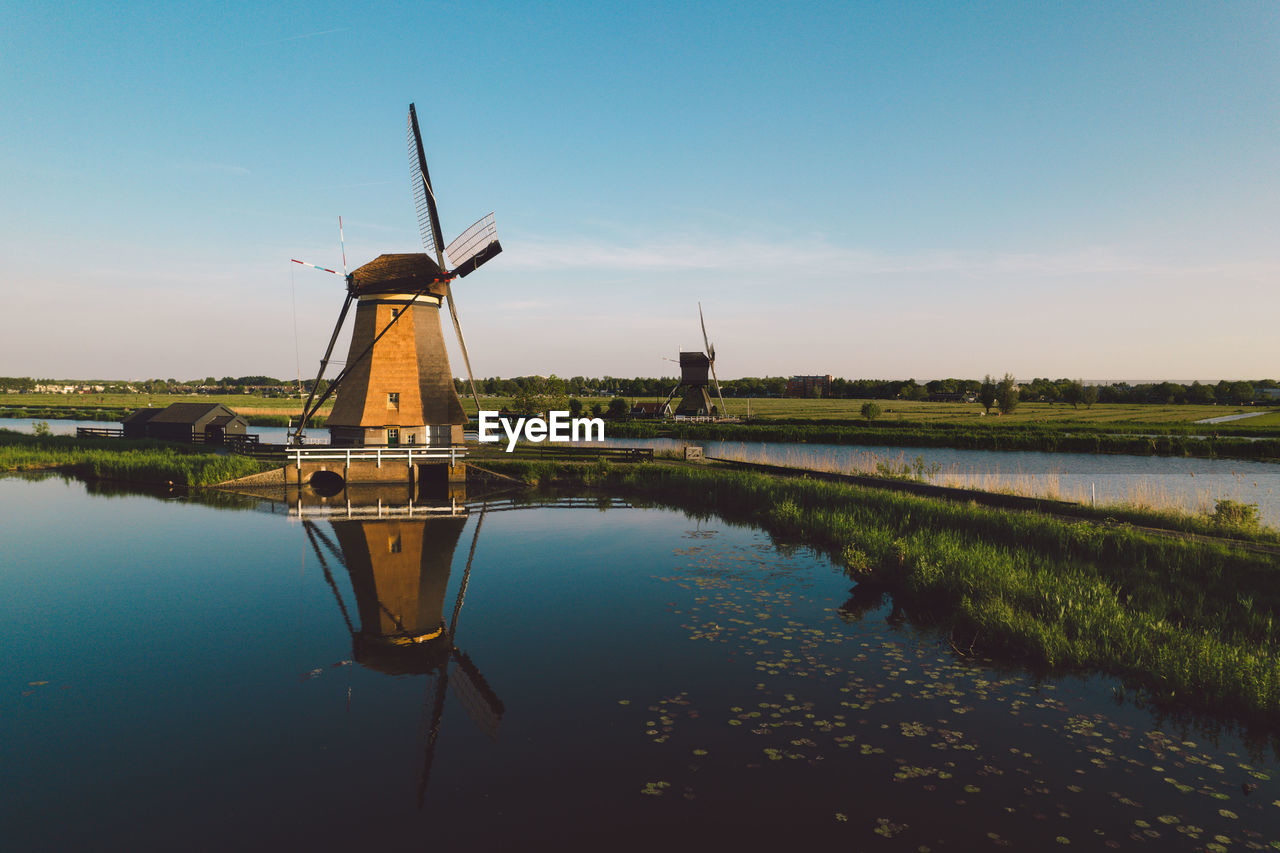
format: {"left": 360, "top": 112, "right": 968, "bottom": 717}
{"left": 290, "top": 103, "right": 502, "bottom": 447}
{"left": 661, "top": 303, "right": 728, "bottom": 418}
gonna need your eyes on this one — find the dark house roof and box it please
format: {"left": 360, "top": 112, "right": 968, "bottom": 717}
{"left": 147, "top": 403, "right": 239, "bottom": 424}
{"left": 122, "top": 408, "right": 163, "bottom": 425}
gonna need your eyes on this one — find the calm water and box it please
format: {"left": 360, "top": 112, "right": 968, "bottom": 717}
{"left": 2, "top": 474, "right": 1277, "bottom": 851}
{"left": 599, "top": 436, "right": 1280, "bottom": 527}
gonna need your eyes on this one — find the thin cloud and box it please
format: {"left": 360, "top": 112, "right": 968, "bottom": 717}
{"left": 503, "top": 235, "right": 1280, "bottom": 281}
{"left": 175, "top": 161, "right": 250, "bottom": 176}
{"left": 253, "top": 27, "right": 351, "bottom": 46}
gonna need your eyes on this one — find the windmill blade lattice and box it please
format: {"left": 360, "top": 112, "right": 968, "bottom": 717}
{"left": 445, "top": 213, "right": 502, "bottom": 276}
{"left": 408, "top": 104, "right": 445, "bottom": 264}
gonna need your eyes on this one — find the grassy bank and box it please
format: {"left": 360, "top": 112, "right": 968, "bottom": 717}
{"left": 0, "top": 407, "right": 323, "bottom": 429}
{"left": 480, "top": 459, "right": 1280, "bottom": 722}
{"left": 0, "top": 430, "right": 274, "bottom": 487}
{"left": 609, "top": 420, "right": 1280, "bottom": 460}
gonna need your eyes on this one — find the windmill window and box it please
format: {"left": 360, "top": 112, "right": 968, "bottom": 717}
{"left": 388, "top": 392, "right": 400, "bottom": 409}
{"left": 388, "top": 534, "right": 402, "bottom": 554}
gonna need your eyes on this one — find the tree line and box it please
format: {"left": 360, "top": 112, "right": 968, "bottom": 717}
{"left": 452, "top": 375, "right": 1275, "bottom": 406}
{"left": 5, "top": 373, "right": 1274, "bottom": 407}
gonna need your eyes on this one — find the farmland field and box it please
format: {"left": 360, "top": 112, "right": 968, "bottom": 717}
{"left": 3, "top": 392, "right": 1276, "bottom": 431}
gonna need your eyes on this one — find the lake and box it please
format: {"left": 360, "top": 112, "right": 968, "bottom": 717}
{"left": 2, "top": 473, "right": 1276, "bottom": 850}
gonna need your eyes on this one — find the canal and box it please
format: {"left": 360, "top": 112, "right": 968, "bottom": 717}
{"left": 2, "top": 474, "right": 1276, "bottom": 850}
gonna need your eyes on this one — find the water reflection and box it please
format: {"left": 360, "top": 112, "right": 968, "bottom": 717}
{"left": 297, "top": 484, "right": 504, "bottom": 805}
{"left": 5, "top": 473, "right": 1279, "bottom": 849}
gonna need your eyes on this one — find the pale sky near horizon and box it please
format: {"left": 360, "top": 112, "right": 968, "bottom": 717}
{"left": 2, "top": 1, "right": 1276, "bottom": 382}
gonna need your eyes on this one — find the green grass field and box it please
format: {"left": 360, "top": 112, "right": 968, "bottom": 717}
{"left": 1240, "top": 410, "right": 1280, "bottom": 427}
{"left": 0, "top": 391, "right": 331, "bottom": 417}
{"left": 3, "top": 391, "right": 1275, "bottom": 430}
{"left": 705, "top": 397, "right": 1267, "bottom": 424}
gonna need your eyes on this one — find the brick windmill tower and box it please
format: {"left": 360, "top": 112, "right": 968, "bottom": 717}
{"left": 291, "top": 104, "right": 502, "bottom": 448}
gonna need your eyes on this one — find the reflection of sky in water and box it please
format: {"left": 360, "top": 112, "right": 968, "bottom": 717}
{"left": 2, "top": 475, "right": 1276, "bottom": 849}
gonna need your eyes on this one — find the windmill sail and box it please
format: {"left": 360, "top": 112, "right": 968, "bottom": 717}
{"left": 700, "top": 302, "right": 728, "bottom": 417}
{"left": 445, "top": 212, "right": 503, "bottom": 277}
{"left": 408, "top": 104, "right": 445, "bottom": 264}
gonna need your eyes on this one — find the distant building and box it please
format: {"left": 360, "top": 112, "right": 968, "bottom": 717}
{"left": 121, "top": 403, "right": 248, "bottom": 444}
{"left": 1257, "top": 388, "right": 1280, "bottom": 402}
{"left": 630, "top": 401, "right": 672, "bottom": 418}
{"left": 785, "top": 375, "right": 832, "bottom": 398}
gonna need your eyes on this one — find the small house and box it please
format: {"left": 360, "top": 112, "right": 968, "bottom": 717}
{"left": 122, "top": 407, "right": 163, "bottom": 439}
{"left": 630, "top": 401, "right": 672, "bottom": 419}
{"left": 122, "top": 403, "right": 248, "bottom": 444}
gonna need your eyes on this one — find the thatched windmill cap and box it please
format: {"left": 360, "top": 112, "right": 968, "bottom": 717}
{"left": 349, "top": 253, "right": 449, "bottom": 297}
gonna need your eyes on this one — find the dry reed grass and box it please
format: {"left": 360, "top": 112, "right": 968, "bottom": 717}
{"left": 712, "top": 443, "right": 1275, "bottom": 522}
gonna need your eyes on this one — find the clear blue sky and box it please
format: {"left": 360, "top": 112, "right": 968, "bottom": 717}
{"left": 2, "top": 1, "right": 1276, "bottom": 381}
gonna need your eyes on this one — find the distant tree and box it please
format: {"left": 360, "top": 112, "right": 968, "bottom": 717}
{"left": 568, "top": 397, "right": 584, "bottom": 418}
{"left": 1154, "top": 381, "right": 1185, "bottom": 404}
{"left": 1230, "top": 381, "right": 1255, "bottom": 405}
{"left": 590, "top": 402, "right": 605, "bottom": 418}
{"left": 1185, "top": 381, "right": 1214, "bottom": 405}
{"left": 1081, "top": 384, "right": 1098, "bottom": 408}
{"left": 0, "top": 376, "right": 35, "bottom": 392}
{"left": 607, "top": 397, "right": 629, "bottom": 419}
{"left": 860, "top": 402, "right": 881, "bottom": 422}
{"left": 1062, "top": 379, "right": 1084, "bottom": 409}
{"left": 898, "top": 380, "right": 928, "bottom": 401}
{"left": 996, "top": 374, "right": 1019, "bottom": 415}
{"left": 979, "top": 375, "right": 998, "bottom": 414}
{"left": 511, "top": 387, "right": 541, "bottom": 416}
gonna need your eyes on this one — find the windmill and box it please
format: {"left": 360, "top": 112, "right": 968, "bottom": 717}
{"left": 661, "top": 303, "right": 728, "bottom": 418}
{"left": 290, "top": 103, "right": 502, "bottom": 447}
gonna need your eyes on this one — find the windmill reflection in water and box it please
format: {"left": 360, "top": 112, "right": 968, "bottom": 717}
{"left": 300, "top": 492, "right": 502, "bottom": 806}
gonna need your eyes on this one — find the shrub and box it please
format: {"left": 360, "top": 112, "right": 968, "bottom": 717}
{"left": 860, "top": 402, "right": 881, "bottom": 422}
{"left": 1210, "top": 499, "right": 1261, "bottom": 532}
{"left": 841, "top": 545, "right": 873, "bottom": 579}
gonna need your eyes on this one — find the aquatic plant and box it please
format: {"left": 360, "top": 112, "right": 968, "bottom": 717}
{"left": 484, "top": 459, "right": 1280, "bottom": 720}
